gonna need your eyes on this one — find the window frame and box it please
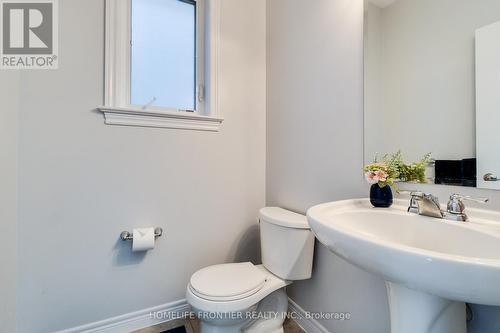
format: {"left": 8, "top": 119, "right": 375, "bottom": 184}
{"left": 99, "top": 0, "right": 223, "bottom": 131}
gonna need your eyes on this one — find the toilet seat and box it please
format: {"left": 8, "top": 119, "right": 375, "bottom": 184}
{"left": 189, "top": 262, "right": 268, "bottom": 301}
{"left": 186, "top": 264, "right": 291, "bottom": 313}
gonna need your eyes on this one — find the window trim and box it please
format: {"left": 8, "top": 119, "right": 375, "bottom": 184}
{"left": 99, "top": 0, "right": 223, "bottom": 131}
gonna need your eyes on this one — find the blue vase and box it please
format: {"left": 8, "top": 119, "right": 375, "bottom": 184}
{"left": 370, "top": 184, "right": 393, "bottom": 208}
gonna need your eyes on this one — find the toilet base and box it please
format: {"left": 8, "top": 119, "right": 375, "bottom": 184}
{"left": 200, "top": 322, "right": 252, "bottom": 333}
{"left": 243, "top": 288, "right": 288, "bottom": 333}
{"left": 196, "top": 288, "right": 288, "bottom": 333}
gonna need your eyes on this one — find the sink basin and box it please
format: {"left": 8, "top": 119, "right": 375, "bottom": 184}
{"left": 307, "top": 198, "right": 500, "bottom": 333}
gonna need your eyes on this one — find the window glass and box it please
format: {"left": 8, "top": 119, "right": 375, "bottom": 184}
{"left": 131, "top": 0, "right": 196, "bottom": 110}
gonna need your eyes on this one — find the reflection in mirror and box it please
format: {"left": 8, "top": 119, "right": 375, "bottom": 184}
{"left": 476, "top": 21, "right": 500, "bottom": 189}
{"left": 364, "top": 0, "right": 500, "bottom": 189}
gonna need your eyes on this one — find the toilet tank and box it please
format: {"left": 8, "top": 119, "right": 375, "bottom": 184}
{"left": 259, "top": 207, "right": 315, "bottom": 280}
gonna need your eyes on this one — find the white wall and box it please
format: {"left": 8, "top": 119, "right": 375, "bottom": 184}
{"left": 267, "top": 0, "right": 390, "bottom": 332}
{"left": 15, "top": 0, "right": 266, "bottom": 332}
{"left": 364, "top": 0, "right": 500, "bottom": 162}
{"left": 0, "top": 71, "right": 19, "bottom": 332}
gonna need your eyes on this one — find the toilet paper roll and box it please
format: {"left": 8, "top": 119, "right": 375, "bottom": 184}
{"left": 132, "top": 228, "right": 155, "bottom": 252}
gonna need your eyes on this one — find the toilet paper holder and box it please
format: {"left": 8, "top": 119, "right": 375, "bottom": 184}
{"left": 120, "top": 228, "right": 163, "bottom": 241}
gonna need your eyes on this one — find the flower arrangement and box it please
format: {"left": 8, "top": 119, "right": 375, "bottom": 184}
{"left": 364, "top": 162, "right": 398, "bottom": 188}
{"left": 364, "top": 151, "right": 432, "bottom": 188}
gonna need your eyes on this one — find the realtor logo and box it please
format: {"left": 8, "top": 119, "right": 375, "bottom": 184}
{"left": 1, "top": 0, "right": 58, "bottom": 69}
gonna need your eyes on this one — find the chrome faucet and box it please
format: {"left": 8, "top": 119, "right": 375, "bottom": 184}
{"left": 408, "top": 192, "right": 443, "bottom": 218}
{"left": 407, "top": 192, "right": 489, "bottom": 222}
{"left": 445, "top": 194, "right": 489, "bottom": 221}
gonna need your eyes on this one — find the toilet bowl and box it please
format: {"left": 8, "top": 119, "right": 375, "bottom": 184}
{"left": 186, "top": 207, "right": 315, "bottom": 333}
{"left": 186, "top": 263, "right": 290, "bottom": 333}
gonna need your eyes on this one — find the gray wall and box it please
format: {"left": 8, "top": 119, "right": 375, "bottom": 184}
{"left": 0, "top": 72, "right": 19, "bottom": 332}
{"left": 267, "top": 0, "right": 390, "bottom": 332}
{"left": 15, "top": 0, "right": 266, "bottom": 332}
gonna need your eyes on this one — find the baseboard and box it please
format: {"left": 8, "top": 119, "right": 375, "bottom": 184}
{"left": 54, "top": 297, "right": 325, "bottom": 333}
{"left": 288, "top": 298, "right": 331, "bottom": 333}
{"left": 54, "top": 299, "right": 190, "bottom": 333}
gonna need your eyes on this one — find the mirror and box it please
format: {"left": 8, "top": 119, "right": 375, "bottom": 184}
{"left": 364, "top": 0, "right": 500, "bottom": 189}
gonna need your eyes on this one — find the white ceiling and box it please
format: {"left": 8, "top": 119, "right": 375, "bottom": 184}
{"left": 369, "top": 0, "right": 398, "bottom": 8}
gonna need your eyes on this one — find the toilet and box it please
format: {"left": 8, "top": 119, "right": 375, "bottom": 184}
{"left": 186, "top": 207, "right": 315, "bottom": 333}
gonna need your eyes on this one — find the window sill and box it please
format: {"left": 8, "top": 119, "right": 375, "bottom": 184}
{"left": 98, "top": 106, "right": 224, "bottom": 132}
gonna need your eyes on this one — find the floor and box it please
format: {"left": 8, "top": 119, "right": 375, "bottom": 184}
{"left": 132, "top": 317, "right": 306, "bottom": 333}
{"left": 283, "top": 319, "right": 306, "bottom": 333}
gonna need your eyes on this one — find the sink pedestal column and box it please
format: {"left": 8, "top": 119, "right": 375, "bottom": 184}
{"left": 386, "top": 282, "right": 466, "bottom": 333}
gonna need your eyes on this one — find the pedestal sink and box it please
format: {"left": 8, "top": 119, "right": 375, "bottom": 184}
{"left": 307, "top": 199, "right": 500, "bottom": 333}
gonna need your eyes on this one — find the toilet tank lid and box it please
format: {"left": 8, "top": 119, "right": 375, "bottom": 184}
{"left": 259, "top": 207, "right": 310, "bottom": 229}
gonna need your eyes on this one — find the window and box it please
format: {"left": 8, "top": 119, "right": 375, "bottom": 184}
{"left": 99, "top": 0, "right": 222, "bottom": 131}
{"left": 131, "top": 0, "right": 200, "bottom": 111}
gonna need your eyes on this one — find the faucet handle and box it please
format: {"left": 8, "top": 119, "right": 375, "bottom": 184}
{"left": 447, "top": 194, "right": 489, "bottom": 217}
{"left": 449, "top": 193, "right": 489, "bottom": 204}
